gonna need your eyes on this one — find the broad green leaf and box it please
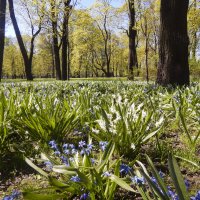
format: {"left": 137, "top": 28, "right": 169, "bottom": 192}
{"left": 25, "top": 157, "right": 48, "bottom": 177}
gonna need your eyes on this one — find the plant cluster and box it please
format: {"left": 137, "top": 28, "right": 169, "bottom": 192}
{"left": 0, "top": 81, "right": 199, "bottom": 199}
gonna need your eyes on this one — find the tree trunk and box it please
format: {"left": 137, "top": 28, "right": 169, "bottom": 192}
{"left": 191, "top": 0, "right": 197, "bottom": 61}
{"left": 51, "top": 43, "right": 55, "bottom": 78}
{"left": 8, "top": 0, "right": 33, "bottom": 80}
{"left": 128, "top": 0, "right": 138, "bottom": 80}
{"left": 144, "top": 16, "right": 149, "bottom": 83}
{"left": 157, "top": 0, "right": 190, "bottom": 86}
{"left": 51, "top": 1, "right": 61, "bottom": 80}
{"left": 0, "top": 0, "right": 6, "bottom": 81}
{"left": 62, "top": 1, "right": 71, "bottom": 81}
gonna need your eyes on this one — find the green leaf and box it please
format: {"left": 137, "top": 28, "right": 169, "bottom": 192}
{"left": 52, "top": 165, "right": 77, "bottom": 175}
{"left": 175, "top": 155, "right": 200, "bottom": 169}
{"left": 25, "top": 157, "right": 48, "bottom": 177}
{"left": 109, "top": 174, "right": 136, "bottom": 193}
{"left": 48, "top": 177, "right": 69, "bottom": 188}
{"left": 168, "top": 154, "right": 189, "bottom": 200}
{"left": 146, "top": 155, "right": 170, "bottom": 198}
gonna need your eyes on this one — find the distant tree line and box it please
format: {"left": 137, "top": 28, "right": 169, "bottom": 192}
{"left": 0, "top": 0, "right": 200, "bottom": 86}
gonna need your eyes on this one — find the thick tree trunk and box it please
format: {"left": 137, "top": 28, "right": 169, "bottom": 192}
{"left": 157, "top": 0, "right": 190, "bottom": 86}
{"left": 8, "top": 0, "right": 33, "bottom": 80}
{"left": 0, "top": 0, "right": 6, "bottom": 81}
{"left": 128, "top": 0, "right": 138, "bottom": 80}
{"left": 51, "top": 1, "right": 61, "bottom": 80}
{"left": 62, "top": 1, "right": 71, "bottom": 81}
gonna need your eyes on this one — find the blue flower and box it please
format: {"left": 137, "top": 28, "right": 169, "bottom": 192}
{"left": 70, "top": 175, "right": 81, "bottom": 182}
{"left": 3, "top": 190, "right": 21, "bottom": 200}
{"left": 159, "top": 171, "right": 165, "bottom": 178}
{"left": 192, "top": 190, "right": 200, "bottom": 200}
{"left": 167, "top": 187, "right": 179, "bottom": 200}
{"left": 87, "top": 144, "right": 93, "bottom": 151}
{"left": 80, "top": 149, "right": 85, "bottom": 156}
{"left": 3, "top": 196, "right": 12, "bottom": 200}
{"left": 99, "top": 141, "right": 108, "bottom": 151}
{"left": 54, "top": 150, "right": 61, "bottom": 156}
{"left": 11, "top": 190, "right": 21, "bottom": 198}
{"left": 60, "top": 156, "right": 69, "bottom": 165}
{"left": 103, "top": 171, "right": 111, "bottom": 177}
{"left": 131, "top": 176, "right": 145, "bottom": 185}
{"left": 90, "top": 158, "right": 95, "bottom": 165}
{"left": 120, "top": 164, "right": 132, "bottom": 175}
{"left": 64, "top": 149, "right": 70, "bottom": 155}
{"left": 63, "top": 143, "right": 69, "bottom": 149}
{"left": 79, "top": 141, "right": 86, "bottom": 148}
{"left": 84, "top": 148, "right": 92, "bottom": 155}
{"left": 185, "top": 179, "right": 190, "bottom": 191}
{"left": 80, "top": 193, "right": 89, "bottom": 200}
{"left": 69, "top": 144, "right": 75, "bottom": 149}
{"left": 44, "top": 161, "right": 53, "bottom": 169}
{"left": 151, "top": 176, "right": 158, "bottom": 185}
{"left": 49, "top": 140, "right": 58, "bottom": 150}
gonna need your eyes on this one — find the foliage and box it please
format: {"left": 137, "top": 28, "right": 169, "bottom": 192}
{"left": 23, "top": 140, "right": 135, "bottom": 200}
{"left": 134, "top": 154, "right": 199, "bottom": 200}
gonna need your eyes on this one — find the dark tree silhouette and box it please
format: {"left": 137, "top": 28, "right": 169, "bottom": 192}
{"left": 157, "top": 0, "right": 190, "bottom": 86}
{"left": 0, "top": 0, "right": 6, "bottom": 81}
{"left": 51, "top": 0, "right": 61, "bottom": 80}
{"left": 62, "top": 0, "right": 71, "bottom": 81}
{"left": 128, "top": 0, "right": 138, "bottom": 80}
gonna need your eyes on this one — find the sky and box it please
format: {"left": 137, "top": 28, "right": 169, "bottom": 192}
{"left": 6, "top": 0, "right": 124, "bottom": 37}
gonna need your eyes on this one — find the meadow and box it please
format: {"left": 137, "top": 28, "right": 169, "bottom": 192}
{"left": 0, "top": 80, "right": 199, "bottom": 200}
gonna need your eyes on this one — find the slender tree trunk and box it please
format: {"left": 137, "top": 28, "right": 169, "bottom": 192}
{"left": 51, "top": 1, "right": 61, "bottom": 80}
{"left": 128, "top": 0, "right": 138, "bottom": 80}
{"left": 144, "top": 16, "right": 149, "bottom": 83}
{"left": 51, "top": 43, "right": 55, "bottom": 78}
{"left": 67, "top": 39, "right": 70, "bottom": 80}
{"left": 8, "top": 0, "right": 33, "bottom": 80}
{"left": 157, "top": 0, "right": 190, "bottom": 86}
{"left": 191, "top": 0, "right": 197, "bottom": 61}
{"left": 0, "top": 0, "right": 6, "bottom": 81}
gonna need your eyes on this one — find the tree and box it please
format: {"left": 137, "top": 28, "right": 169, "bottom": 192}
{"left": 156, "top": 0, "right": 190, "bottom": 86}
{"left": 127, "top": 0, "right": 138, "bottom": 80}
{"left": 188, "top": 0, "right": 200, "bottom": 61}
{"left": 62, "top": 0, "right": 72, "bottom": 80}
{"left": 92, "top": 0, "right": 115, "bottom": 77}
{"left": 8, "top": 0, "right": 44, "bottom": 80}
{"left": 0, "top": 0, "right": 6, "bottom": 81}
{"left": 50, "top": 0, "right": 61, "bottom": 80}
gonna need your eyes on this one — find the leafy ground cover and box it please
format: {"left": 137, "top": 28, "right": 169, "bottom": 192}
{"left": 0, "top": 81, "right": 199, "bottom": 199}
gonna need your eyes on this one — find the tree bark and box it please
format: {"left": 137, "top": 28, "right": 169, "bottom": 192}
{"left": 0, "top": 0, "right": 6, "bottom": 81}
{"left": 51, "top": 1, "right": 61, "bottom": 80}
{"left": 157, "top": 0, "right": 190, "bottom": 86}
{"left": 8, "top": 0, "right": 33, "bottom": 80}
{"left": 128, "top": 0, "right": 138, "bottom": 80}
{"left": 62, "top": 0, "right": 71, "bottom": 81}
{"left": 191, "top": 0, "right": 197, "bottom": 61}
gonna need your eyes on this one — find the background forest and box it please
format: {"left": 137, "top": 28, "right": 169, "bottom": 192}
{"left": 2, "top": 0, "right": 200, "bottom": 80}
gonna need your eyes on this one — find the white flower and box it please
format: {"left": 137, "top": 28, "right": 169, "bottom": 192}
{"left": 155, "top": 116, "right": 164, "bottom": 127}
{"left": 96, "top": 119, "right": 106, "bottom": 131}
{"left": 142, "top": 110, "right": 147, "bottom": 118}
{"left": 92, "top": 128, "right": 100, "bottom": 134}
{"left": 131, "top": 143, "right": 136, "bottom": 150}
